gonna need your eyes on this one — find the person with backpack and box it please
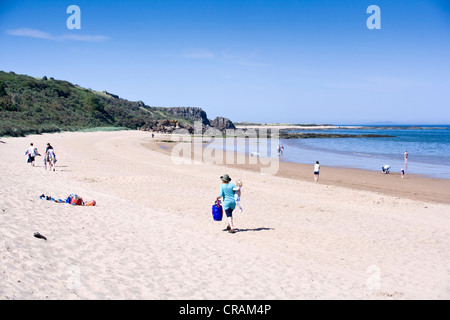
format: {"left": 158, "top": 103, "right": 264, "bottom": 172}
{"left": 25, "top": 143, "right": 40, "bottom": 166}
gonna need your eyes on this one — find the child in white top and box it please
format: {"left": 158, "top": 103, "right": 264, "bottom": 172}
{"left": 314, "top": 161, "right": 320, "bottom": 183}
{"left": 233, "top": 179, "right": 243, "bottom": 213}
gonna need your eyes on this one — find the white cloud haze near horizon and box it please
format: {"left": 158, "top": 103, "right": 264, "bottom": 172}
{"left": 6, "top": 28, "right": 109, "bottom": 43}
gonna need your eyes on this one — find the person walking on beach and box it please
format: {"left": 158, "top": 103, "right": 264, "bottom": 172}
{"left": 25, "top": 143, "right": 40, "bottom": 167}
{"left": 45, "top": 143, "right": 56, "bottom": 171}
{"left": 314, "top": 161, "right": 320, "bottom": 183}
{"left": 216, "top": 174, "right": 239, "bottom": 233}
{"left": 404, "top": 150, "right": 408, "bottom": 173}
{"left": 277, "top": 144, "right": 285, "bottom": 155}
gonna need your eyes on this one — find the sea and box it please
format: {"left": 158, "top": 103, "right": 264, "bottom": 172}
{"left": 279, "top": 125, "right": 450, "bottom": 179}
{"left": 206, "top": 125, "right": 450, "bottom": 179}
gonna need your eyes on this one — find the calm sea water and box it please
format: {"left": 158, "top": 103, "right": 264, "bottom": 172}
{"left": 280, "top": 125, "right": 450, "bottom": 178}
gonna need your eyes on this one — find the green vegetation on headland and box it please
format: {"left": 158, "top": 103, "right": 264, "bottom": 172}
{"left": 0, "top": 71, "right": 235, "bottom": 137}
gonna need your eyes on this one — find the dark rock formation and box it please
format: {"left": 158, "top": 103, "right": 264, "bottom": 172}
{"left": 163, "top": 107, "right": 211, "bottom": 126}
{"left": 278, "top": 130, "right": 395, "bottom": 139}
{"left": 149, "top": 107, "right": 236, "bottom": 132}
{"left": 210, "top": 117, "right": 236, "bottom": 131}
{"left": 134, "top": 100, "right": 146, "bottom": 108}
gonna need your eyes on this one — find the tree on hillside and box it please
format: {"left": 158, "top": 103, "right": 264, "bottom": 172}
{"left": 0, "top": 81, "right": 7, "bottom": 97}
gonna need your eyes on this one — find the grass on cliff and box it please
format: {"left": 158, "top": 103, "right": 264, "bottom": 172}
{"left": 0, "top": 71, "right": 185, "bottom": 137}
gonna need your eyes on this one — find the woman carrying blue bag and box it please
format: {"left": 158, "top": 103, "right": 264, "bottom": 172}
{"left": 216, "top": 174, "right": 240, "bottom": 234}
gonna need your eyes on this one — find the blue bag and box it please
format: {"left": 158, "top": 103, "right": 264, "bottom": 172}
{"left": 212, "top": 200, "right": 223, "bottom": 221}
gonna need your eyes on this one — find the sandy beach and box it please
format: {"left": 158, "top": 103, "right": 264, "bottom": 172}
{"left": 1, "top": 130, "right": 449, "bottom": 300}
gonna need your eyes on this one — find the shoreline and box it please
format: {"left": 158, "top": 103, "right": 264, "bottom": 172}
{"left": 235, "top": 124, "right": 449, "bottom": 130}
{"left": 149, "top": 136, "right": 450, "bottom": 204}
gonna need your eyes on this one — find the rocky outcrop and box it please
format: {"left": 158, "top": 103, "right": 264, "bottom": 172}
{"left": 162, "top": 107, "right": 211, "bottom": 126}
{"left": 210, "top": 117, "right": 236, "bottom": 131}
{"left": 278, "top": 130, "right": 395, "bottom": 139}
{"left": 134, "top": 100, "right": 146, "bottom": 108}
{"left": 138, "top": 104, "right": 236, "bottom": 133}
{"left": 151, "top": 107, "right": 236, "bottom": 132}
{"left": 143, "top": 119, "right": 181, "bottom": 133}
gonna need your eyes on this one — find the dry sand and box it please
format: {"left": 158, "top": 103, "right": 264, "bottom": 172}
{"left": 1, "top": 130, "right": 449, "bottom": 300}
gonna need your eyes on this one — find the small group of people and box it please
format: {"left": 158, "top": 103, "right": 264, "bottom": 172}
{"left": 314, "top": 150, "right": 409, "bottom": 182}
{"left": 381, "top": 150, "right": 408, "bottom": 179}
{"left": 25, "top": 142, "right": 57, "bottom": 171}
{"left": 216, "top": 174, "right": 243, "bottom": 234}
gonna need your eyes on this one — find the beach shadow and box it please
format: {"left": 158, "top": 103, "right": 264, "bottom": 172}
{"left": 223, "top": 227, "right": 274, "bottom": 233}
{"left": 30, "top": 165, "right": 71, "bottom": 172}
{"left": 238, "top": 227, "right": 274, "bottom": 233}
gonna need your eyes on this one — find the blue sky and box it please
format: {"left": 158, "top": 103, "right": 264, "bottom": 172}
{"left": 0, "top": 0, "right": 449, "bottom": 124}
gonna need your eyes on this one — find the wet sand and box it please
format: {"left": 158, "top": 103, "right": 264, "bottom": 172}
{"left": 149, "top": 137, "right": 450, "bottom": 205}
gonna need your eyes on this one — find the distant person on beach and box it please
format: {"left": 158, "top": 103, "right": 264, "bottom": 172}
{"left": 401, "top": 168, "right": 405, "bottom": 179}
{"left": 233, "top": 179, "right": 243, "bottom": 213}
{"left": 404, "top": 150, "right": 408, "bottom": 172}
{"left": 277, "top": 144, "right": 285, "bottom": 155}
{"left": 25, "top": 143, "right": 40, "bottom": 166}
{"left": 382, "top": 165, "right": 391, "bottom": 174}
{"left": 45, "top": 143, "right": 56, "bottom": 171}
{"left": 314, "top": 161, "right": 320, "bottom": 183}
{"left": 216, "top": 174, "right": 239, "bottom": 233}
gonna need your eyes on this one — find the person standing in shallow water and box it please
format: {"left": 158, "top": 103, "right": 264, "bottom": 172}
{"left": 404, "top": 150, "right": 408, "bottom": 173}
{"left": 216, "top": 174, "right": 239, "bottom": 234}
